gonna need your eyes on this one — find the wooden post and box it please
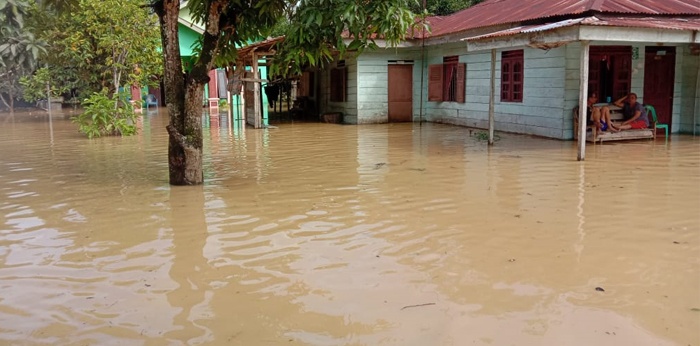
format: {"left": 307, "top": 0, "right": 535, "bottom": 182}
{"left": 488, "top": 49, "right": 496, "bottom": 145}
{"left": 578, "top": 41, "right": 590, "bottom": 161}
{"left": 252, "top": 52, "right": 261, "bottom": 129}
{"left": 694, "top": 58, "right": 700, "bottom": 136}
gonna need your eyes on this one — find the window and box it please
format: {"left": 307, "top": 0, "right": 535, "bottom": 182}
{"left": 330, "top": 67, "right": 347, "bottom": 102}
{"left": 428, "top": 56, "right": 465, "bottom": 103}
{"left": 501, "top": 50, "right": 523, "bottom": 102}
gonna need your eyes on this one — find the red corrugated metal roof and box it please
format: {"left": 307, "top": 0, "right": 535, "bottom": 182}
{"left": 461, "top": 15, "right": 700, "bottom": 41}
{"left": 426, "top": 0, "right": 700, "bottom": 38}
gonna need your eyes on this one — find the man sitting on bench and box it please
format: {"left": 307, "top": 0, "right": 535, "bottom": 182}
{"left": 613, "top": 93, "right": 648, "bottom": 130}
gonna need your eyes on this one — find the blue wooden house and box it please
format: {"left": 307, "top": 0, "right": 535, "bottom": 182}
{"left": 314, "top": 0, "right": 700, "bottom": 145}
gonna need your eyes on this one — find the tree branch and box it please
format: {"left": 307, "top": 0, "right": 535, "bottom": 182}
{"left": 166, "top": 124, "right": 196, "bottom": 151}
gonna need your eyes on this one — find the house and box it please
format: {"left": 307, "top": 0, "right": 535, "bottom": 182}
{"left": 314, "top": 0, "right": 700, "bottom": 147}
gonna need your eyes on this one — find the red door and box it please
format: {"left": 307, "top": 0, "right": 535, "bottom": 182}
{"left": 644, "top": 47, "right": 675, "bottom": 132}
{"left": 388, "top": 64, "right": 413, "bottom": 122}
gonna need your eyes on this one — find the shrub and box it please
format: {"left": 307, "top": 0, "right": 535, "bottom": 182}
{"left": 72, "top": 91, "right": 138, "bottom": 138}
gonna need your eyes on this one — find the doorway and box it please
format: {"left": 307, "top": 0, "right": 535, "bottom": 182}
{"left": 588, "top": 46, "right": 632, "bottom": 102}
{"left": 388, "top": 64, "right": 413, "bottom": 122}
{"left": 644, "top": 47, "right": 676, "bottom": 132}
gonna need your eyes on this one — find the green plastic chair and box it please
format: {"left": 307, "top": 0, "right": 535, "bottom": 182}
{"left": 644, "top": 105, "right": 668, "bottom": 139}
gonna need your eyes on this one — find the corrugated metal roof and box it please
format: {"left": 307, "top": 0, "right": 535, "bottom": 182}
{"left": 461, "top": 16, "right": 700, "bottom": 41}
{"left": 426, "top": 0, "right": 700, "bottom": 38}
{"left": 590, "top": 15, "right": 700, "bottom": 31}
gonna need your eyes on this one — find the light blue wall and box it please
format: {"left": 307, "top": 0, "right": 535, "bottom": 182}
{"left": 679, "top": 47, "right": 700, "bottom": 134}
{"left": 318, "top": 57, "right": 359, "bottom": 123}
{"left": 319, "top": 50, "right": 421, "bottom": 124}
{"left": 422, "top": 42, "right": 568, "bottom": 138}
{"left": 318, "top": 40, "right": 699, "bottom": 139}
{"left": 355, "top": 50, "right": 422, "bottom": 124}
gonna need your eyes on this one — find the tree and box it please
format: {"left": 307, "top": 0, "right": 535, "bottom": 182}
{"left": 29, "top": 0, "right": 162, "bottom": 100}
{"left": 151, "top": 0, "right": 419, "bottom": 185}
{"left": 411, "top": 0, "right": 485, "bottom": 16}
{"left": 0, "top": 0, "right": 45, "bottom": 112}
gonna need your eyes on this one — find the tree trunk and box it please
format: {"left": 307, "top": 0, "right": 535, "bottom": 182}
{"left": 8, "top": 86, "right": 14, "bottom": 114}
{"left": 155, "top": 0, "right": 224, "bottom": 185}
{"left": 155, "top": 0, "right": 203, "bottom": 185}
{"left": 0, "top": 93, "right": 10, "bottom": 111}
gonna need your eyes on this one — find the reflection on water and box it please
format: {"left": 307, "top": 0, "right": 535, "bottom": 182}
{"left": 0, "top": 109, "right": 698, "bottom": 345}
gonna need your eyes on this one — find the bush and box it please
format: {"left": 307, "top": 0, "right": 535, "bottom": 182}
{"left": 72, "top": 91, "right": 138, "bottom": 138}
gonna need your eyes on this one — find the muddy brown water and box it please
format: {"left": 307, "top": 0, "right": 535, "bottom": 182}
{"left": 0, "top": 109, "right": 698, "bottom": 345}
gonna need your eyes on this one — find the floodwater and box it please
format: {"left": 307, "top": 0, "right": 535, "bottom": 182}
{"left": 0, "top": 109, "right": 698, "bottom": 346}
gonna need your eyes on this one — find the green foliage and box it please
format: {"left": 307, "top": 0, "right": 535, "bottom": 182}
{"left": 473, "top": 131, "right": 500, "bottom": 142}
{"left": 410, "top": 0, "right": 485, "bottom": 16}
{"left": 72, "top": 91, "right": 138, "bottom": 138}
{"left": 19, "top": 66, "right": 67, "bottom": 102}
{"left": 0, "top": 0, "right": 46, "bottom": 110}
{"left": 218, "top": 98, "right": 228, "bottom": 108}
{"left": 30, "top": 0, "right": 162, "bottom": 99}
{"left": 176, "top": 0, "right": 420, "bottom": 77}
{"left": 271, "top": 0, "right": 420, "bottom": 76}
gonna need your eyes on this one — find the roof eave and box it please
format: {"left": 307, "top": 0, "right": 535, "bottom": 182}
{"left": 464, "top": 21, "right": 700, "bottom": 52}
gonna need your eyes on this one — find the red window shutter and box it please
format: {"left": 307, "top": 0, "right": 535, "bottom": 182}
{"left": 512, "top": 61, "right": 522, "bottom": 102}
{"left": 428, "top": 64, "right": 443, "bottom": 102}
{"left": 455, "top": 63, "right": 466, "bottom": 103}
{"left": 501, "top": 62, "right": 510, "bottom": 101}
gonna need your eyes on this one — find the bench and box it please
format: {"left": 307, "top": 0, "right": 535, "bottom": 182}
{"left": 573, "top": 105, "right": 655, "bottom": 144}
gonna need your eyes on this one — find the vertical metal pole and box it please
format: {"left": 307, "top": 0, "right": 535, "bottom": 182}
{"left": 578, "top": 41, "right": 590, "bottom": 161}
{"left": 488, "top": 49, "right": 496, "bottom": 145}
{"left": 47, "top": 82, "right": 54, "bottom": 144}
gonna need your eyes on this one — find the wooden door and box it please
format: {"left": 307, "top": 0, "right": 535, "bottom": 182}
{"left": 388, "top": 64, "right": 413, "bottom": 122}
{"left": 644, "top": 47, "right": 675, "bottom": 131}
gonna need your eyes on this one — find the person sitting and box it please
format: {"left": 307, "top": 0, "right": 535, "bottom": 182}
{"left": 612, "top": 93, "right": 648, "bottom": 130}
{"left": 586, "top": 92, "right": 618, "bottom": 132}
